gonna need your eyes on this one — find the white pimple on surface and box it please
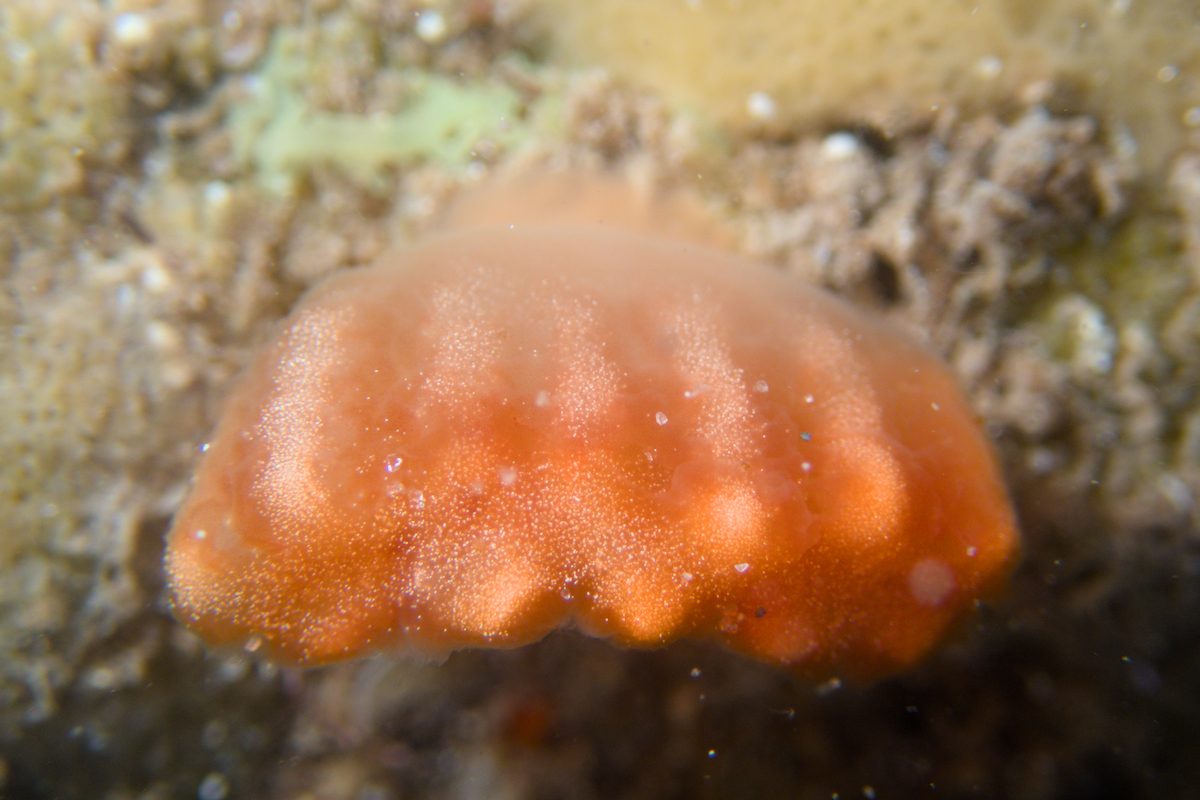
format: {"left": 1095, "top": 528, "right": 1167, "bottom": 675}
{"left": 800, "top": 462, "right": 812, "bottom": 473}
{"left": 734, "top": 563, "right": 750, "bottom": 574}
{"left": 655, "top": 411, "right": 669, "bottom": 426}
{"left": 908, "top": 558, "right": 957, "bottom": 607}
{"left": 534, "top": 389, "right": 551, "bottom": 408}
{"left": 497, "top": 466, "right": 518, "bottom": 487}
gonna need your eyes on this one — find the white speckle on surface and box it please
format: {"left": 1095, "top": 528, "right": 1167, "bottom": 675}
{"left": 415, "top": 9, "right": 448, "bottom": 43}
{"left": 682, "top": 572, "right": 694, "bottom": 582}
{"left": 1184, "top": 107, "right": 1200, "bottom": 127}
{"left": 746, "top": 91, "right": 778, "bottom": 121}
{"left": 1158, "top": 65, "right": 1178, "bottom": 83}
{"left": 820, "top": 132, "right": 859, "bottom": 161}
{"left": 498, "top": 466, "right": 518, "bottom": 486}
{"left": 803, "top": 394, "right": 814, "bottom": 403}
{"left": 534, "top": 389, "right": 551, "bottom": 408}
{"left": 733, "top": 563, "right": 750, "bottom": 573}
{"left": 800, "top": 461, "right": 812, "bottom": 472}
{"left": 655, "top": 411, "right": 669, "bottom": 426}
{"left": 753, "top": 380, "right": 769, "bottom": 393}
{"left": 966, "top": 546, "right": 979, "bottom": 557}
{"left": 194, "top": 529, "right": 207, "bottom": 540}
{"left": 385, "top": 455, "right": 403, "bottom": 473}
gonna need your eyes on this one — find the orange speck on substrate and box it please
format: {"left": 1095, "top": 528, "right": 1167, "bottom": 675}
{"left": 164, "top": 224, "right": 1018, "bottom": 681}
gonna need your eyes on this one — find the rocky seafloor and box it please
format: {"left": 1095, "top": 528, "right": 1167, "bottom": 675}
{"left": 3, "top": 1, "right": 1200, "bottom": 798}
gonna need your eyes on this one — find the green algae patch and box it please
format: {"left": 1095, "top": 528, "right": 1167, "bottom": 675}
{"left": 230, "top": 32, "right": 527, "bottom": 192}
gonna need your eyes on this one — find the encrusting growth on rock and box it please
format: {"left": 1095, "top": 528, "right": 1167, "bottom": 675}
{"left": 165, "top": 214, "right": 1017, "bottom": 681}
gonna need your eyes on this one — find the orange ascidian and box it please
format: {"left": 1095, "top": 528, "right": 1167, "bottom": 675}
{"left": 164, "top": 198, "right": 1018, "bottom": 682}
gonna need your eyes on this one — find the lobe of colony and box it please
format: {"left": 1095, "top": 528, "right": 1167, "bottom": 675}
{"left": 164, "top": 225, "right": 1018, "bottom": 681}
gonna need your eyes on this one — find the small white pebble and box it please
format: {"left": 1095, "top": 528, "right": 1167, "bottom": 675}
{"left": 198, "top": 773, "right": 229, "bottom": 800}
{"left": 204, "top": 180, "right": 232, "bottom": 211}
{"left": 746, "top": 91, "right": 777, "bottom": 122}
{"left": 140, "top": 258, "right": 173, "bottom": 294}
{"left": 974, "top": 56, "right": 1002, "bottom": 80}
{"left": 112, "top": 12, "right": 152, "bottom": 47}
{"left": 145, "top": 320, "right": 182, "bottom": 351}
{"left": 655, "top": 411, "right": 669, "bottom": 426}
{"left": 820, "top": 132, "right": 859, "bottom": 161}
{"left": 415, "top": 9, "right": 448, "bottom": 43}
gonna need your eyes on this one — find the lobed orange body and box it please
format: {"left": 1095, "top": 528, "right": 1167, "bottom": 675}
{"left": 165, "top": 225, "right": 1017, "bottom": 680}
